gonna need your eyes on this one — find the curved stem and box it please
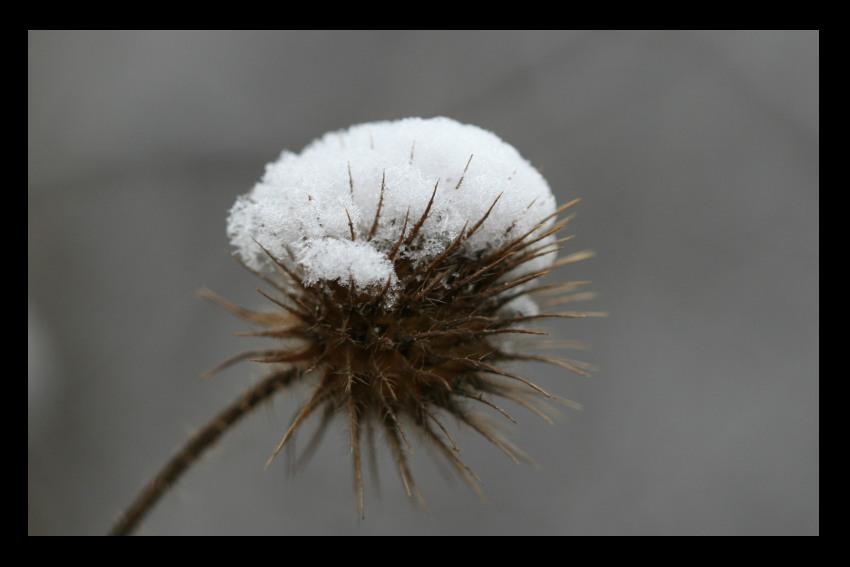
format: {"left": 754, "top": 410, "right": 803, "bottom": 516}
{"left": 109, "top": 368, "right": 300, "bottom": 536}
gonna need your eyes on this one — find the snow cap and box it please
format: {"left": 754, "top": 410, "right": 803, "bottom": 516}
{"left": 228, "top": 117, "right": 558, "bottom": 292}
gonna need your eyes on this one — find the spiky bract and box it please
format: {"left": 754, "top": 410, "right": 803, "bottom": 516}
{"left": 203, "top": 194, "right": 600, "bottom": 515}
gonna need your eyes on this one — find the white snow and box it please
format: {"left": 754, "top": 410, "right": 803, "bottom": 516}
{"left": 294, "top": 238, "right": 397, "bottom": 290}
{"left": 227, "top": 117, "right": 558, "bottom": 292}
{"left": 499, "top": 295, "right": 541, "bottom": 318}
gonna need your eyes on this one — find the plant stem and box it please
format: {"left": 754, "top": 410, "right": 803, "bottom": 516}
{"left": 109, "top": 368, "right": 300, "bottom": 536}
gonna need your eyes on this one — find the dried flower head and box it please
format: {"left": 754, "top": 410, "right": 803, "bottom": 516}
{"left": 209, "top": 117, "right": 600, "bottom": 516}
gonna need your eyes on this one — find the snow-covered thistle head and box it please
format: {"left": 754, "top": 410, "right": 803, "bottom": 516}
{"left": 211, "top": 117, "right": 600, "bottom": 515}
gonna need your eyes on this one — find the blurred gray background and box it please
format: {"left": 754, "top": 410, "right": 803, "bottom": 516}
{"left": 28, "top": 30, "right": 819, "bottom": 536}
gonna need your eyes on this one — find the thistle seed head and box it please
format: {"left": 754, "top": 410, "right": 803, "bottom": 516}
{"left": 209, "top": 118, "right": 600, "bottom": 515}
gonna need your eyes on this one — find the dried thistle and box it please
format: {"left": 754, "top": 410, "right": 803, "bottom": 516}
{"left": 110, "top": 117, "right": 601, "bottom": 535}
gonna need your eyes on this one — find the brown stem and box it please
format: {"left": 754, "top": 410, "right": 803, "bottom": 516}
{"left": 108, "top": 368, "right": 300, "bottom": 536}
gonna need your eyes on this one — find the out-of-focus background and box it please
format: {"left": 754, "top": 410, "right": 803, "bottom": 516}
{"left": 28, "top": 30, "right": 819, "bottom": 536}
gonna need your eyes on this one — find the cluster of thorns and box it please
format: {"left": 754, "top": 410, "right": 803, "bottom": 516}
{"left": 202, "top": 179, "right": 601, "bottom": 517}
